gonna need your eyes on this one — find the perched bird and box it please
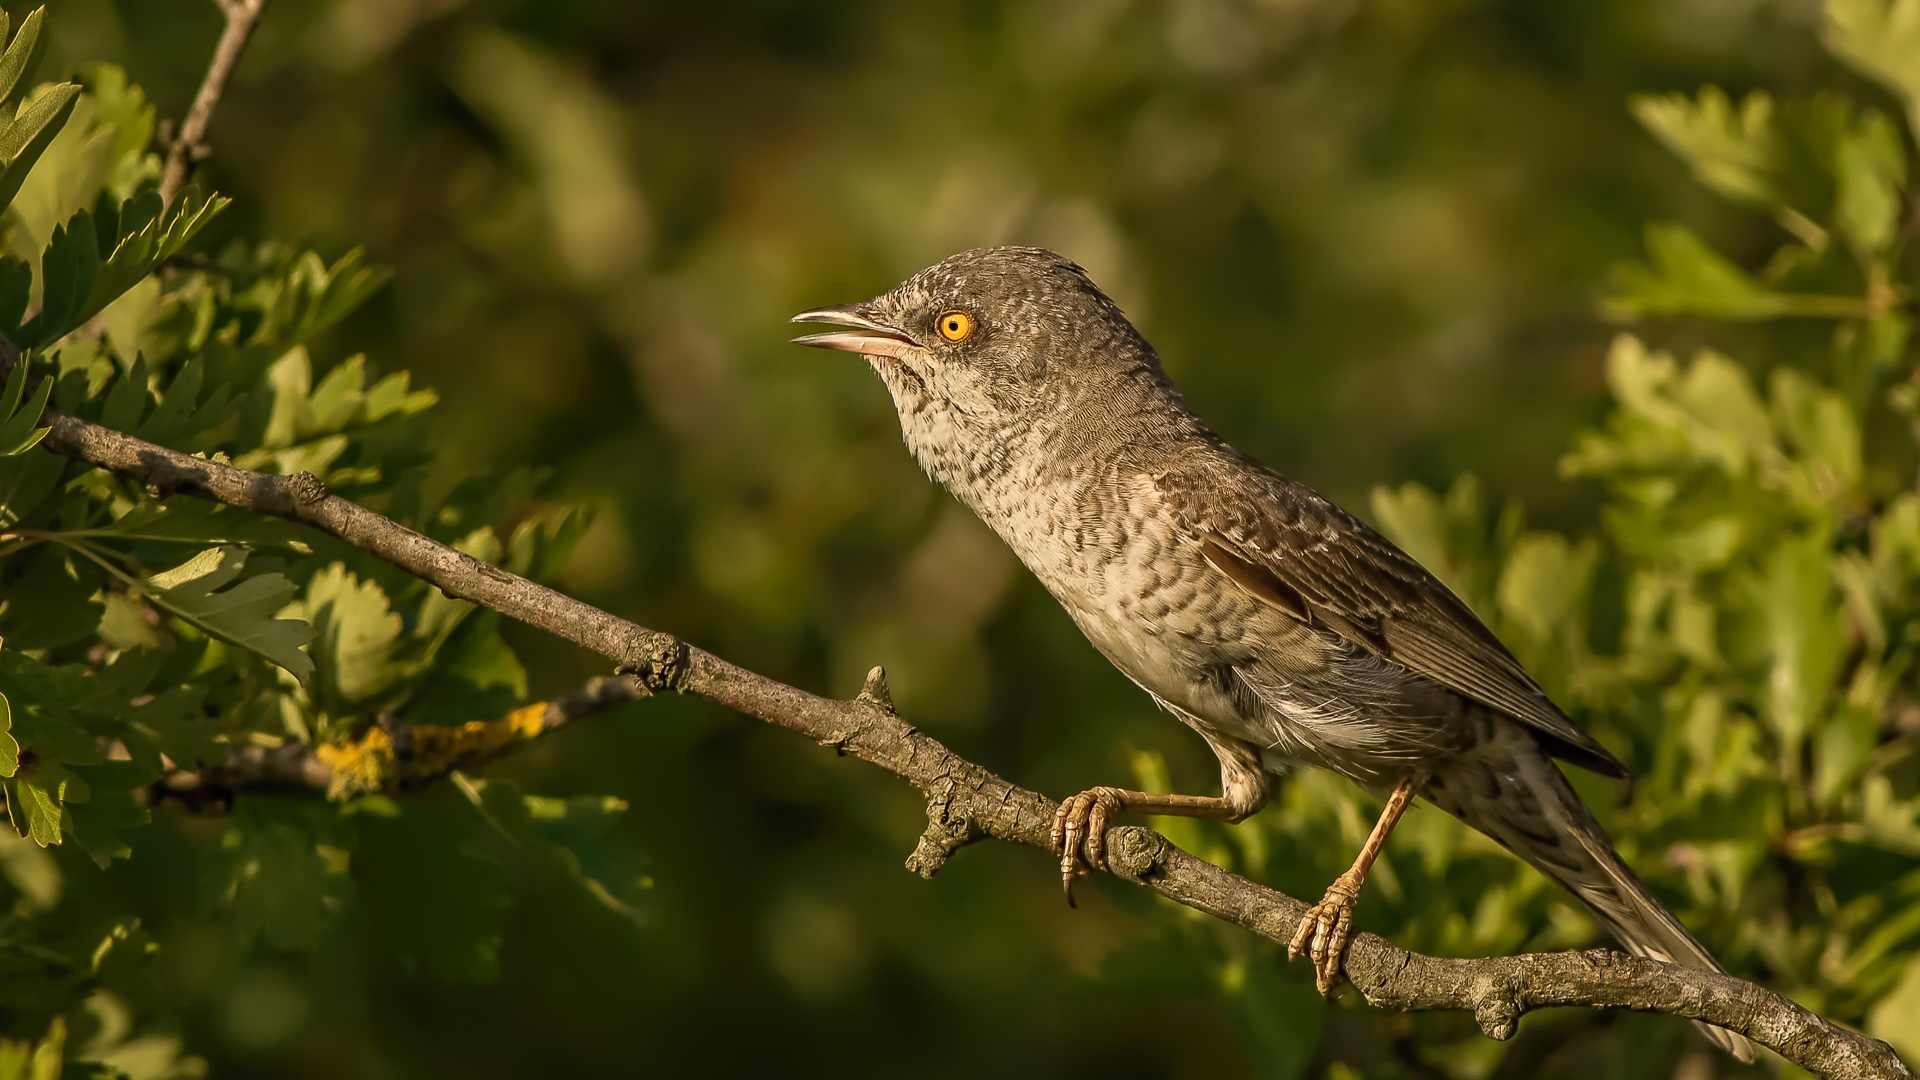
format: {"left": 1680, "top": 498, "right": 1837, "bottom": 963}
{"left": 792, "top": 246, "right": 1751, "bottom": 1060}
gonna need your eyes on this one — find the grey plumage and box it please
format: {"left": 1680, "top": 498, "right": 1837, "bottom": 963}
{"left": 792, "top": 246, "right": 1752, "bottom": 1061}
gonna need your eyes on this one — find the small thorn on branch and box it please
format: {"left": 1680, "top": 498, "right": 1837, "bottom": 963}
{"left": 856, "top": 665, "right": 894, "bottom": 713}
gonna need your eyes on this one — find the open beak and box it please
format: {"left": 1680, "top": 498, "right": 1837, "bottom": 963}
{"left": 790, "top": 303, "right": 918, "bottom": 361}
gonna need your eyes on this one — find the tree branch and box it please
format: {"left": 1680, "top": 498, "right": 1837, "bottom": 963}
{"left": 157, "top": 0, "right": 269, "bottom": 208}
{"left": 5, "top": 356, "right": 1908, "bottom": 1079}
{"left": 149, "top": 675, "right": 640, "bottom": 804}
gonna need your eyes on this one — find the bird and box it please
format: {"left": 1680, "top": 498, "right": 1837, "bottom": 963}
{"left": 791, "top": 246, "right": 1753, "bottom": 1061}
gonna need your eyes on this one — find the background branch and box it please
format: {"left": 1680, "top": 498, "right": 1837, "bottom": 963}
{"left": 157, "top": 0, "right": 268, "bottom": 207}
{"left": 7, "top": 356, "right": 1908, "bottom": 1079}
{"left": 148, "top": 675, "right": 639, "bottom": 804}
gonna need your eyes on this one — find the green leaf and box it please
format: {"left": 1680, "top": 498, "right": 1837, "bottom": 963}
{"left": 1831, "top": 105, "right": 1906, "bottom": 252}
{"left": 217, "top": 800, "right": 349, "bottom": 951}
{"left": 0, "top": 443, "right": 61, "bottom": 527}
{"left": 132, "top": 355, "right": 242, "bottom": 447}
{"left": 83, "top": 188, "right": 224, "bottom": 332}
{"left": 19, "top": 188, "right": 228, "bottom": 348}
{"left": 1630, "top": 87, "right": 1782, "bottom": 207}
{"left": 1825, "top": 0, "right": 1920, "bottom": 142}
{"left": 0, "top": 81, "right": 77, "bottom": 216}
{"left": 457, "top": 774, "right": 649, "bottom": 923}
{"left": 1606, "top": 224, "right": 1869, "bottom": 320}
{"left": 0, "top": 689, "right": 16, "bottom": 777}
{"left": 64, "top": 760, "right": 150, "bottom": 867}
{"left": 0, "top": 355, "right": 51, "bottom": 455}
{"left": 1497, "top": 532, "right": 1598, "bottom": 649}
{"left": 505, "top": 503, "right": 594, "bottom": 580}
{"left": 1867, "top": 949, "right": 1920, "bottom": 1062}
{"left": 26, "top": 207, "right": 98, "bottom": 345}
{"left": 288, "top": 249, "right": 391, "bottom": 348}
{"left": 140, "top": 546, "right": 314, "bottom": 681}
{"left": 6, "top": 770, "right": 63, "bottom": 846}
{"left": 0, "top": 651, "right": 101, "bottom": 766}
{"left": 0, "top": 547, "right": 101, "bottom": 650}
{"left": 0, "top": 9, "right": 47, "bottom": 110}
{"left": 96, "top": 353, "right": 147, "bottom": 432}
{"left": 1219, "top": 961, "right": 1324, "bottom": 1080}
{"left": 364, "top": 369, "right": 437, "bottom": 422}
{"left": 0, "top": 256, "right": 29, "bottom": 336}
{"left": 1751, "top": 532, "right": 1846, "bottom": 755}
{"left": 300, "top": 563, "right": 405, "bottom": 706}
{"left": 353, "top": 797, "right": 508, "bottom": 982}
{"left": 90, "top": 495, "right": 307, "bottom": 549}
{"left": 1770, "top": 366, "right": 1862, "bottom": 504}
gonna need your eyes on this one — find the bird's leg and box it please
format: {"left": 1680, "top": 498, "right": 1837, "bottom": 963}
{"left": 1051, "top": 788, "right": 1248, "bottom": 907}
{"left": 1288, "top": 774, "right": 1420, "bottom": 997}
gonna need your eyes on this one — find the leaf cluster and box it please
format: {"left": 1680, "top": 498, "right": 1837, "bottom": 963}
{"left": 0, "top": 12, "right": 636, "bottom": 1071}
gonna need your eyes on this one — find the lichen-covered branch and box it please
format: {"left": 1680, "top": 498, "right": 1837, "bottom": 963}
{"left": 151, "top": 676, "right": 639, "bottom": 802}
{"left": 10, "top": 367, "right": 1908, "bottom": 1078}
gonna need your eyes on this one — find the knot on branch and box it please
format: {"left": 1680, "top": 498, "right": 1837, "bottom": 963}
{"left": 290, "top": 471, "right": 328, "bottom": 505}
{"left": 617, "top": 631, "right": 690, "bottom": 694}
{"left": 1469, "top": 975, "right": 1523, "bottom": 1041}
{"left": 1102, "top": 826, "right": 1170, "bottom": 883}
{"left": 904, "top": 795, "right": 983, "bottom": 879}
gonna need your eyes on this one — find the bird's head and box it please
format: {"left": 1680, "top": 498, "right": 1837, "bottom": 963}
{"left": 791, "top": 247, "right": 1165, "bottom": 435}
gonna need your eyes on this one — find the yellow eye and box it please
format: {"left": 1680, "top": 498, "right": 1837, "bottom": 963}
{"left": 937, "top": 311, "right": 974, "bottom": 342}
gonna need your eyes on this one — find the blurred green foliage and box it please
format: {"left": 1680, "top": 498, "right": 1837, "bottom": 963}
{"left": 0, "top": 0, "right": 1915, "bottom": 1077}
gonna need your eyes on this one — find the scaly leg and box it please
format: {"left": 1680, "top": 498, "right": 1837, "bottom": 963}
{"left": 1288, "top": 775, "right": 1420, "bottom": 997}
{"left": 1051, "top": 787, "right": 1247, "bottom": 907}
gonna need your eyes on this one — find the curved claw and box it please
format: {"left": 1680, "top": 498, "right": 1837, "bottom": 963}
{"left": 1288, "top": 874, "right": 1362, "bottom": 997}
{"left": 1051, "top": 787, "right": 1124, "bottom": 908}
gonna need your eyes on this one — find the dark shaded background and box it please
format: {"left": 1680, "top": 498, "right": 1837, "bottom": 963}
{"left": 29, "top": 0, "right": 1883, "bottom": 1075}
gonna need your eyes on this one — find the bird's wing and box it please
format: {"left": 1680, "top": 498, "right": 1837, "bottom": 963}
{"left": 1151, "top": 460, "right": 1626, "bottom": 778}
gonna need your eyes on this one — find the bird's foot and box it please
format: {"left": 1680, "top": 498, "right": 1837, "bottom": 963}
{"left": 1288, "top": 871, "right": 1363, "bottom": 997}
{"left": 1051, "top": 787, "right": 1126, "bottom": 908}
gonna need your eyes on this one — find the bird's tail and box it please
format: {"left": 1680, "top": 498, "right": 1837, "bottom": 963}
{"left": 1424, "top": 730, "right": 1756, "bottom": 1063}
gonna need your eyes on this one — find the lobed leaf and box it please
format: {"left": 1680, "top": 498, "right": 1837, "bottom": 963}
{"left": 1825, "top": 0, "right": 1920, "bottom": 141}
{"left": 141, "top": 547, "right": 314, "bottom": 681}
{"left": 1631, "top": 88, "right": 1782, "bottom": 207}
{"left": 1606, "top": 224, "right": 1868, "bottom": 321}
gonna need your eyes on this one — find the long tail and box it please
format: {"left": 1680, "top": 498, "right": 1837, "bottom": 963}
{"left": 1423, "top": 721, "right": 1756, "bottom": 1063}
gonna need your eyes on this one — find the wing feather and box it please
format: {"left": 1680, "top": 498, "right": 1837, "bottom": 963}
{"left": 1159, "top": 461, "right": 1625, "bottom": 778}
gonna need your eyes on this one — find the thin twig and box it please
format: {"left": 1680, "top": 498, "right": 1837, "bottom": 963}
{"left": 157, "top": 0, "right": 270, "bottom": 207}
{"left": 2, "top": 341, "right": 1907, "bottom": 1079}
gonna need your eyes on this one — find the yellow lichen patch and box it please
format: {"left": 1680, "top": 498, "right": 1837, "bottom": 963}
{"left": 317, "top": 726, "right": 395, "bottom": 800}
{"left": 408, "top": 703, "right": 550, "bottom": 778}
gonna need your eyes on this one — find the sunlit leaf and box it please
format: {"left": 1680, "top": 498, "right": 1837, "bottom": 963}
{"left": 0, "top": 689, "right": 16, "bottom": 778}
{"left": 0, "top": 81, "right": 77, "bottom": 216}
{"left": 1831, "top": 106, "right": 1906, "bottom": 251}
{"left": 0, "top": 8, "right": 47, "bottom": 110}
{"left": 1825, "top": 0, "right": 1920, "bottom": 141}
{"left": 1606, "top": 224, "right": 1868, "bottom": 320}
{"left": 300, "top": 563, "right": 404, "bottom": 705}
{"left": 1631, "top": 88, "right": 1782, "bottom": 207}
{"left": 141, "top": 547, "right": 313, "bottom": 681}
